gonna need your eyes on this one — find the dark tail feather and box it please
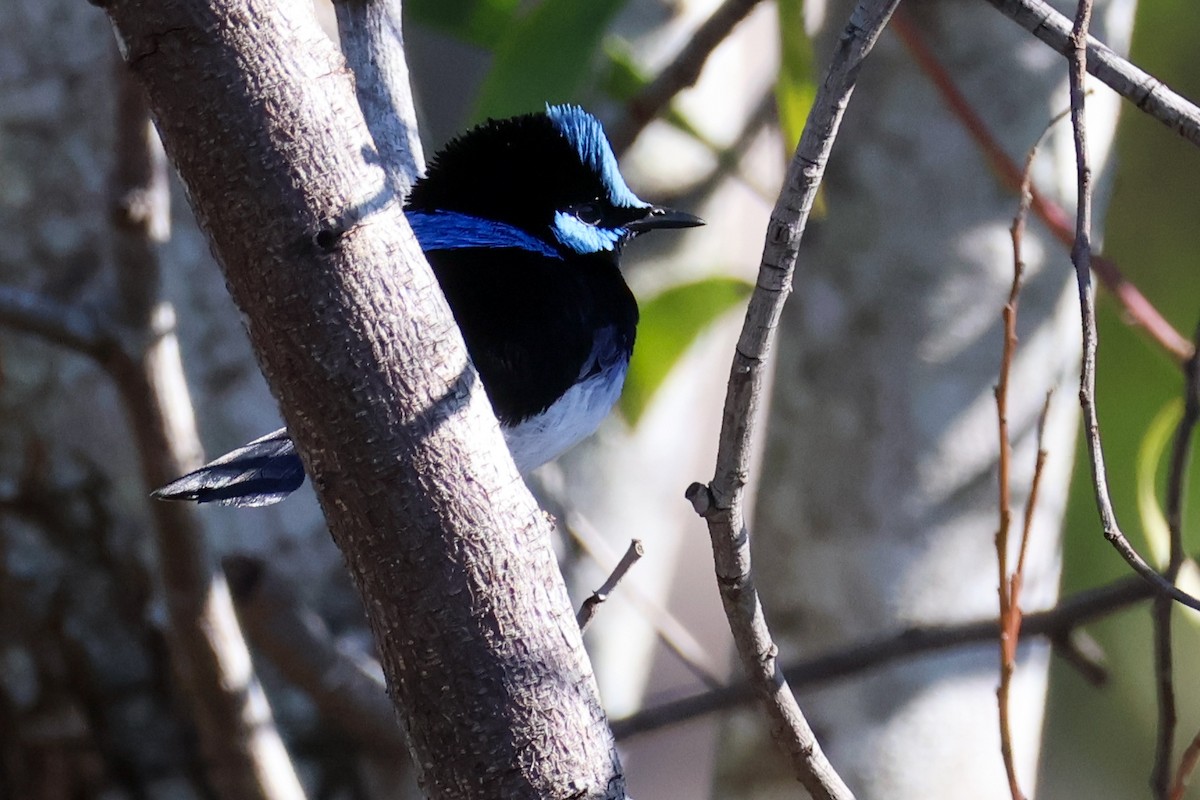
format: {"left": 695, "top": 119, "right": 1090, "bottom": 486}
{"left": 152, "top": 428, "right": 305, "bottom": 507}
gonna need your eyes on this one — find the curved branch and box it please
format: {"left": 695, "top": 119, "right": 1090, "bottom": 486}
{"left": 613, "top": 574, "right": 1151, "bottom": 740}
{"left": 688, "top": 1, "right": 903, "bottom": 798}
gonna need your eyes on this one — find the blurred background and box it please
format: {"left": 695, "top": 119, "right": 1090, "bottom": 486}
{"left": 0, "top": 0, "right": 1198, "bottom": 798}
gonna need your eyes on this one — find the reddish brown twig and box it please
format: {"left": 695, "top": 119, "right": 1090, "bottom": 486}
{"left": 1171, "top": 725, "right": 1200, "bottom": 800}
{"left": 992, "top": 125, "right": 1051, "bottom": 800}
{"left": 892, "top": 8, "right": 1193, "bottom": 364}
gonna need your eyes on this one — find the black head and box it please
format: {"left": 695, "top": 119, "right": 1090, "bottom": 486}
{"left": 406, "top": 105, "right": 702, "bottom": 255}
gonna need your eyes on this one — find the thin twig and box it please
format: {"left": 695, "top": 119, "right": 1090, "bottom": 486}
{"left": 563, "top": 513, "right": 725, "bottom": 690}
{"left": 892, "top": 8, "right": 1193, "bottom": 363}
{"left": 993, "top": 133, "right": 1039, "bottom": 800}
{"left": 577, "top": 540, "right": 645, "bottom": 633}
{"left": 612, "top": 572, "right": 1151, "bottom": 740}
{"left": 1015, "top": 392, "right": 1053, "bottom": 588}
{"left": 608, "top": 0, "right": 766, "bottom": 155}
{"left": 1156, "top": 324, "right": 1200, "bottom": 798}
{"left": 687, "top": 2, "right": 900, "bottom": 798}
{"left": 1063, "top": 0, "right": 1200, "bottom": 616}
{"left": 979, "top": 0, "right": 1200, "bottom": 152}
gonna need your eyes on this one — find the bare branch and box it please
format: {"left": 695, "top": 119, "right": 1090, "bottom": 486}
{"left": 613, "top": 573, "right": 1152, "bottom": 740}
{"left": 577, "top": 540, "right": 644, "bottom": 633}
{"left": 106, "top": 52, "right": 306, "bottom": 800}
{"left": 1062, "top": 0, "right": 1200, "bottom": 616}
{"left": 980, "top": 0, "right": 1200, "bottom": 152}
{"left": 224, "top": 556, "right": 409, "bottom": 757}
{"left": 993, "top": 131, "right": 1042, "bottom": 800}
{"left": 608, "top": 0, "right": 766, "bottom": 155}
{"left": 688, "top": 2, "right": 903, "bottom": 797}
{"left": 563, "top": 512, "right": 725, "bottom": 690}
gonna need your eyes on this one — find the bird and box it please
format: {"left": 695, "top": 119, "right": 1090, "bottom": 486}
{"left": 153, "top": 104, "right": 703, "bottom": 507}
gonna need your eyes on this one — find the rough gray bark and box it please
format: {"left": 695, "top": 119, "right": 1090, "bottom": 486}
{"left": 102, "top": 2, "right": 626, "bottom": 798}
{"left": 713, "top": 0, "right": 1132, "bottom": 796}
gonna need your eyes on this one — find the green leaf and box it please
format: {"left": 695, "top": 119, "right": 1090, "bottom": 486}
{"left": 1135, "top": 397, "right": 1182, "bottom": 567}
{"left": 619, "top": 277, "right": 752, "bottom": 425}
{"left": 472, "top": 0, "right": 630, "bottom": 121}
{"left": 775, "top": 0, "right": 816, "bottom": 152}
{"left": 406, "top": 0, "right": 519, "bottom": 49}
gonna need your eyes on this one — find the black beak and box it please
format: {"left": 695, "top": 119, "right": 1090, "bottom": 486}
{"left": 625, "top": 205, "right": 705, "bottom": 233}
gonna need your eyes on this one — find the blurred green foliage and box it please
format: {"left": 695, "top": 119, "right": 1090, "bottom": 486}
{"left": 619, "top": 277, "right": 753, "bottom": 425}
{"left": 406, "top": 0, "right": 519, "bottom": 48}
{"left": 775, "top": 0, "right": 816, "bottom": 152}
{"left": 472, "top": 0, "right": 629, "bottom": 120}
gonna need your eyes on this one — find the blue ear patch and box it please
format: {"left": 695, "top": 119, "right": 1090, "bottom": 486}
{"left": 408, "top": 210, "right": 562, "bottom": 259}
{"left": 546, "top": 104, "right": 648, "bottom": 210}
{"left": 552, "top": 210, "right": 625, "bottom": 254}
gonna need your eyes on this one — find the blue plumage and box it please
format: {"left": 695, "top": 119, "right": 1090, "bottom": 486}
{"left": 154, "top": 105, "right": 702, "bottom": 506}
{"left": 407, "top": 210, "right": 562, "bottom": 259}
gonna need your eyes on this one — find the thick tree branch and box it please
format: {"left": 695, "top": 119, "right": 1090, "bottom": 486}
{"left": 102, "top": 3, "right": 624, "bottom": 798}
{"left": 686, "top": 1, "right": 902, "bottom": 798}
{"left": 981, "top": 0, "right": 1200, "bottom": 151}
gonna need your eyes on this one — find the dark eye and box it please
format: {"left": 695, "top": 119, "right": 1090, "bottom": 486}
{"left": 571, "top": 200, "right": 603, "bottom": 225}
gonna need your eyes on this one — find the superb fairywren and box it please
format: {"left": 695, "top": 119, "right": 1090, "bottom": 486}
{"left": 155, "top": 105, "right": 702, "bottom": 506}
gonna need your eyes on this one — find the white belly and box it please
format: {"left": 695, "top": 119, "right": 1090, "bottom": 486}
{"left": 502, "top": 361, "right": 627, "bottom": 473}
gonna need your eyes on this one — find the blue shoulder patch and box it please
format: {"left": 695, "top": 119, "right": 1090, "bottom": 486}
{"left": 545, "top": 104, "right": 648, "bottom": 210}
{"left": 407, "top": 210, "right": 562, "bottom": 259}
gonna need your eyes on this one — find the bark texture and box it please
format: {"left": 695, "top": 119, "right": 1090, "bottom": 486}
{"left": 103, "top": 2, "right": 625, "bottom": 798}
{"left": 714, "top": 0, "right": 1133, "bottom": 797}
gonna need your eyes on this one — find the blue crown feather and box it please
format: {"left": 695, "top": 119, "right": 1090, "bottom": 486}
{"left": 545, "top": 104, "right": 647, "bottom": 210}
